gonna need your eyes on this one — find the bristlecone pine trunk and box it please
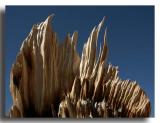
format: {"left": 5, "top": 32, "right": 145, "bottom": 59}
{"left": 9, "top": 15, "right": 151, "bottom": 118}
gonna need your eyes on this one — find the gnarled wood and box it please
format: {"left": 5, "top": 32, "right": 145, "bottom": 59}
{"left": 9, "top": 15, "right": 150, "bottom": 118}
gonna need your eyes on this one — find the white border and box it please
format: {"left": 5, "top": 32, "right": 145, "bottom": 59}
{"left": 0, "top": 0, "right": 159, "bottom": 123}
{"left": 0, "top": 0, "right": 156, "bottom": 5}
{"left": 155, "top": 0, "right": 160, "bottom": 119}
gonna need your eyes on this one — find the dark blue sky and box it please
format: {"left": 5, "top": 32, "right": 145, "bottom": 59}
{"left": 5, "top": 6, "right": 154, "bottom": 117}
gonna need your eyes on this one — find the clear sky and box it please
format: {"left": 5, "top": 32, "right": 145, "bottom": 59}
{"left": 5, "top": 6, "right": 154, "bottom": 117}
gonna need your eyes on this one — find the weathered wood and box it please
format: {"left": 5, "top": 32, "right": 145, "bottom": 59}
{"left": 9, "top": 15, "right": 150, "bottom": 118}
